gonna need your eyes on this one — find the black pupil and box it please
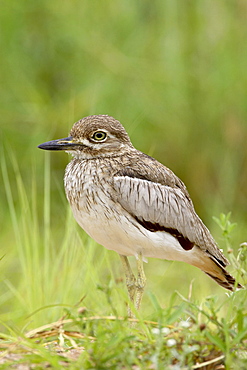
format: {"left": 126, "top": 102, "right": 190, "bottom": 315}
{"left": 94, "top": 132, "right": 105, "bottom": 140}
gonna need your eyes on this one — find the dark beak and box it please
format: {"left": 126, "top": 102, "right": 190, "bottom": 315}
{"left": 38, "top": 136, "right": 79, "bottom": 151}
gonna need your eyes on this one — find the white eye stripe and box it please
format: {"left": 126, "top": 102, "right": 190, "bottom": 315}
{"left": 78, "top": 137, "right": 108, "bottom": 149}
{"left": 80, "top": 138, "right": 92, "bottom": 146}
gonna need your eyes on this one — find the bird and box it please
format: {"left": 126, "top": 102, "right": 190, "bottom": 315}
{"left": 38, "top": 114, "right": 243, "bottom": 317}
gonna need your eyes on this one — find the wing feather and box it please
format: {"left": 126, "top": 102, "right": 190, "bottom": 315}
{"left": 113, "top": 175, "right": 218, "bottom": 253}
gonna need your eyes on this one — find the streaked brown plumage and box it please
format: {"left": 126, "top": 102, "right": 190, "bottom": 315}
{"left": 38, "top": 114, "right": 243, "bottom": 315}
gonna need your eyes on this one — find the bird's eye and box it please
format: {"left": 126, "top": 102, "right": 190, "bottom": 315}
{"left": 92, "top": 131, "right": 107, "bottom": 141}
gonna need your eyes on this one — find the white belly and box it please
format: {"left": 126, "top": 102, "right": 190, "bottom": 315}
{"left": 70, "top": 201, "right": 202, "bottom": 268}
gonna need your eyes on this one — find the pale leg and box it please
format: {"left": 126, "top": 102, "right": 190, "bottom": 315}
{"left": 135, "top": 252, "right": 146, "bottom": 311}
{"left": 119, "top": 254, "right": 136, "bottom": 318}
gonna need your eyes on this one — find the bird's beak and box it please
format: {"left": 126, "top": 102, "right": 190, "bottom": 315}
{"left": 38, "top": 136, "right": 80, "bottom": 151}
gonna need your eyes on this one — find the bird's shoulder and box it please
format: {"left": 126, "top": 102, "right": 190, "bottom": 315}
{"left": 115, "top": 150, "right": 191, "bottom": 200}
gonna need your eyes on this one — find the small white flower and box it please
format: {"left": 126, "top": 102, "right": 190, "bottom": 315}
{"left": 179, "top": 320, "right": 191, "bottom": 328}
{"left": 167, "top": 338, "right": 177, "bottom": 347}
{"left": 161, "top": 327, "right": 170, "bottom": 335}
{"left": 151, "top": 328, "right": 160, "bottom": 335}
{"left": 240, "top": 242, "right": 247, "bottom": 247}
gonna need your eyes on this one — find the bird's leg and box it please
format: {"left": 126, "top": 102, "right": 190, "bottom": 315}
{"left": 119, "top": 254, "right": 137, "bottom": 319}
{"left": 135, "top": 252, "right": 146, "bottom": 311}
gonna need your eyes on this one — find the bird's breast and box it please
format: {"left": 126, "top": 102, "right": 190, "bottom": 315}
{"left": 64, "top": 159, "right": 111, "bottom": 212}
{"left": 64, "top": 159, "right": 138, "bottom": 255}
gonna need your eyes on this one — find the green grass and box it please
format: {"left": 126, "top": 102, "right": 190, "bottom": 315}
{"left": 1, "top": 0, "right": 247, "bottom": 368}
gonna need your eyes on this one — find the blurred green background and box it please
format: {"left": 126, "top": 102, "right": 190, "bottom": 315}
{"left": 1, "top": 0, "right": 246, "bottom": 329}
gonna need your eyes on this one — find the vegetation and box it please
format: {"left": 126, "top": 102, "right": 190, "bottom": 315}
{"left": 1, "top": 0, "right": 246, "bottom": 368}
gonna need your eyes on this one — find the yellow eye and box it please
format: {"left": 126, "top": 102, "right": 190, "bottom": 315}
{"left": 92, "top": 131, "right": 107, "bottom": 141}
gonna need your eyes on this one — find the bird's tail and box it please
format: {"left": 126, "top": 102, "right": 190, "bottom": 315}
{"left": 203, "top": 256, "right": 243, "bottom": 291}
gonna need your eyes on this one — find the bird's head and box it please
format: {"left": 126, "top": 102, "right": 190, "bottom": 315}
{"left": 38, "top": 115, "right": 134, "bottom": 158}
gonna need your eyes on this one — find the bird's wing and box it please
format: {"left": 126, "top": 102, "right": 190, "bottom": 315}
{"left": 113, "top": 174, "right": 228, "bottom": 265}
